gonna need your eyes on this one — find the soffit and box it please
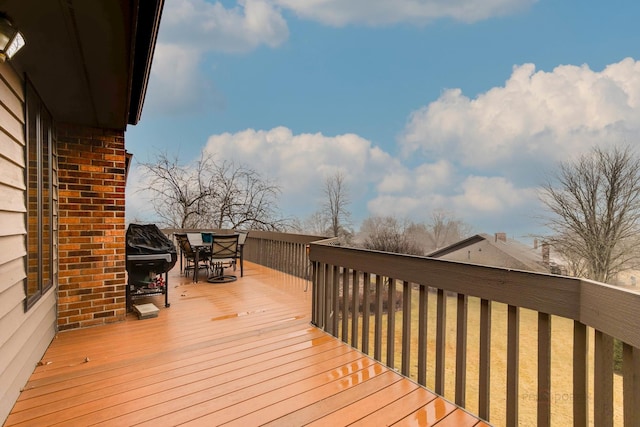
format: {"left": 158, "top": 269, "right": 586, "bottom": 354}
{"left": 3, "top": 0, "right": 161, "bottom": 130}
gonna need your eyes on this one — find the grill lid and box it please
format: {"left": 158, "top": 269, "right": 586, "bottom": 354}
{"left": 126, "top": 223, "right": 176, "bottom": 255}
{"left": 126, "top": 224, "right": 177, "bottom": 274}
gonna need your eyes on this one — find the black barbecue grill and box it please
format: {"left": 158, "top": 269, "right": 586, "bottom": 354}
{"left": 125, "top": 224, "right": 177, "bottom": 311}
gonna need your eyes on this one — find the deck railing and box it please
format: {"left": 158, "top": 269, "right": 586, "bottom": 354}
{"left": 308, "top": 240, "right": 640, "bottom": 426}
{"left": 161, "top": 229, "right": 640, "bottom": 425}
{"left": 241, "top": 230, "right": 327, "bottom": 278}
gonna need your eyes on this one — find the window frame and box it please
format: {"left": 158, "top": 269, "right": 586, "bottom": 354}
{"left": 24, "top": 79, "right": 54, "bottom": 311}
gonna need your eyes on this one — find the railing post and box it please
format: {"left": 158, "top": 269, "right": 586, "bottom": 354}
{"left": 594, "top": 331, "right": 614, "bottom": 427}
{"left": 435, "top": 288, "right": 446, "bottom": 395}
{"left": 623, "top": 343, "right": 640, "bottom": 426}
{"left": 374, "top": 275, "right": 383, "bottom": 362}
{"left": 417, "top": 284, "right": 428, "bottom": 387}
{"left": 479, "top": 299, "right": 491, "bottom": 421}
{"left": 537, "top": 312, "right": 551, "bottom": 427}
{"left": 387, "top": 278, "right": 396, "bottom": 368}
{"left": 331, "top": 265, "right": 340, "bottom": 335}
{"left": 361, "top": 273, "right": 371, "bottom": 355}
{"left": 506, "top": 305, "right": 519, "bottom": 426}
{"left": 455, "top": 293, "right": 468, "bottom": 407}
{"left": 351, "top": 270, "right": 360, "bottom": 349}
{"left": 311, "top": 261, "right": 319, "bottom": 326}
{"left": 573, "top": 321, "right": 588, "bottom": 426}
{"left": 341, "top": 267, "right": 349, "bottom": 343}
{"left": 401, "top": 280, "right": 411, "bottom": 377}
{"left": 323, "top": 263, "right": 331, "bottom": 332}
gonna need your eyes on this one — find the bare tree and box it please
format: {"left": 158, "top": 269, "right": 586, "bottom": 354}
{"left": 540, "top": 145, "right": 640, "bottom": 282}
{"left": 296, "top": 211, "right": 330, "bottom": 235}
{"left": 139, "top": 152, "right": 285, "bottom": 230}
{"left": 426, "top": 209, "right": 473, "bottom": 251}
{"left": 322, "top": 171, "right": 352, "bottom": 238}
{"left": 547, "top": 233, "right": 589, "bottom": 278}
{"left": 207, "top": 160, "right": 285, "bottom": 230}
{"left": 359, "top": 216, "right": 423, "bottom": 255}
{"left": 138, "top": 152, "right": 211, "bottom": 228}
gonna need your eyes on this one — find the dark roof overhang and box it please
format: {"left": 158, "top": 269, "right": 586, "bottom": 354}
{"left": 2, "top": 0, "right": 163, "bottom": 130}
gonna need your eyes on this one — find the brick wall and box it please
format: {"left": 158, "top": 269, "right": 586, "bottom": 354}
{"left": 56, "top": 123, "right": 127, "bottom": 330}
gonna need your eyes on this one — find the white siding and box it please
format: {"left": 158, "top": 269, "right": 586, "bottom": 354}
{"left": 0, "top": 62, "right": 57, "bottom": 422}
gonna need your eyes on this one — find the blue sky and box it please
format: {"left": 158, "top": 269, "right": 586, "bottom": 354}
{"left": 126, "top": 0, "right": 640, "bottom": 241}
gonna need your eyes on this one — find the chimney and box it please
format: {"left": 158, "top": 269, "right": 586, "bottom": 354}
{"left": 533, "top": 238, "right": 538, "bottom": 250}
{"left": 495, "top": 232, "right": 507, "bottom": 243}
{"left": 542, "top": 243, "right": 550, "bottom": 267}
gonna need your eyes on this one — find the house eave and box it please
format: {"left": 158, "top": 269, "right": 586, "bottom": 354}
{"left": 4, "top": 0, "right": 163, "bottom": 130}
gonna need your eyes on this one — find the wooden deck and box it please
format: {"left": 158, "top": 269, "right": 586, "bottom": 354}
{"left": 5, "top": 262, "right": 487, "bottom": 426}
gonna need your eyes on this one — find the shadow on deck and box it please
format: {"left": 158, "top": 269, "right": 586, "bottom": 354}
{"left": 6, "top": 263, "right": 487, "bottom": 426}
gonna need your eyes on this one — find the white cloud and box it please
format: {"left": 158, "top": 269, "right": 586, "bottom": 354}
{"left": 146, "top": 44, "right": 217, "bottom": 115}
{"left": 125, "top": 161, "right": 158, "bottom": 224}
{"left": 413, "top": 160, "right": 454, "bottom": 193}
{"left": 159, "top": 0, "right": 289, "bottom": 53}
{"left": 273, "top": 0, "right": 536, "bottom": 26}
{"left": 453, "top": 176, "right": 533, "bottom": 212}
{"left": 400, "top": 58, "right": 640, "bottom": 174}
{"left": 378, "top": 172, "right": 411, "bottom": 193}
{"left": 203, "top": 127, "right": 400, "bottom": 207}
{"left": 146, "top": 0, "right": 288, "bottom": 114}
{"left": 367, "top": 195, "right": 429, "bottom": 218}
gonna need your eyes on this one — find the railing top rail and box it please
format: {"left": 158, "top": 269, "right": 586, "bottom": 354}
{"left": 244, "top": 230, "right": 328, "bottom": 244}
{"left": 309, "top": 242, "right": 640, "bottom": 348}
{"left": 161, "top": 228, "right": 327, "bottom": 245}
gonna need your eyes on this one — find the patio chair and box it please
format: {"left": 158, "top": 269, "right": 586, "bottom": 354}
{"left": 235, "top": 231, "right": 248, "bottom": 277}
{"left": 207, "top": 234, "right": 240, "bottom": 283}
{"left": 176, "top": 233, "right": 209, "bottom": 280}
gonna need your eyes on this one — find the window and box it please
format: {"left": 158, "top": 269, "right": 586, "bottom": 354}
{"left": 25, "top": 81, "right": 54, "bottom": 310}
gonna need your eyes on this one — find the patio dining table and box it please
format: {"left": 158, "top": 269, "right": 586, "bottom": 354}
{"left": 186, "top": 232, "right": 210, "bottom": 283}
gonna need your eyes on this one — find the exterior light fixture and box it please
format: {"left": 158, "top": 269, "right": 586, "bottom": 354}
{"left": 0, "top": 12, "right": 25, "bottom": 62}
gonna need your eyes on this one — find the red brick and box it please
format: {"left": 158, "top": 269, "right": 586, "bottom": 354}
{"left": 57, "top": 123, "right": 127, "bottom": 330}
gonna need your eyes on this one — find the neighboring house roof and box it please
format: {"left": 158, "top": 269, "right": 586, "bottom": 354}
{"left": 5, "top": 0, "right": 163, "bottom": 129}
{"left": 427, "top": 233, "right": 550, "bottom": 274}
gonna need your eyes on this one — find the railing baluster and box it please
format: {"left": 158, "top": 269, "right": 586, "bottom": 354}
{"left": 374, "top": 274, "right": 383, "bottom": 362}
{"left": 507, "top": 305, "right": 519, "bottom": 426}
{"left": 537, "top": 312, "right": 551, "bottom": 427}
{"left": 455, "top": 293, "right": 468, "bottom": 407}
{"left": 323, "top": 263, "right": 332, "bottom": 333}
{"left": 401, "top": 280, "right": 411, "bottom": 376}
{"left": 279, "top": 240, "right": 284, "bottom": 271}
{"left": 331, "top": 265, "right": 340, "bottom": 335}
{"left": 351, "top": 270, "right": 359, "bottom": 349}
{"left": 417, "top": 284, "right": 428, "bottom": 387}
{"left": 291, "top": 242, "right": 296, "bottom": 276}
{"left": 387, "top": 278, "right": 396, "bottom": 369}
{"left": 573, "top": 321, "right": 588, "bottom": 427}
{"left": 479, "top": 299, "right": 491, "bottom": 421}
{"left": 594, "top": 330, "right": 614, "bottom": 427}
{"left": 435, "top": 288, "right": 446, "bottom": 395}
{"left": 342, "top": 267, "right": 349, "bottom": 342}
{"left": 311, "top": 261, "right": 318, "bottom": 325}
{"left": 362, "top": 272, "right": 371, "bottom": 355}
{"left": 623, "top": 343, "right": 640, "bottom": 426}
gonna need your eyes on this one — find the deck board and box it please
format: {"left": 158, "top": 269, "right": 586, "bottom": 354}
{"left": 6, "top": 262, "right": 487, "bottom": 426}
